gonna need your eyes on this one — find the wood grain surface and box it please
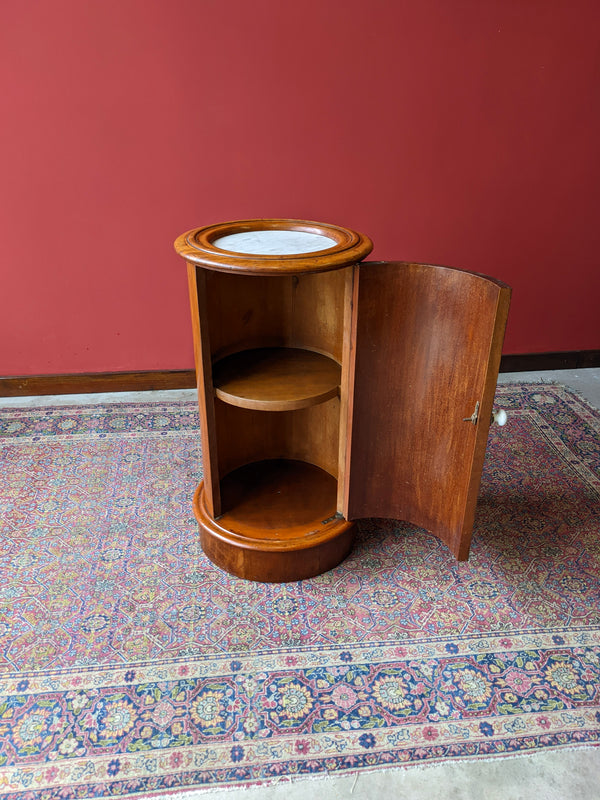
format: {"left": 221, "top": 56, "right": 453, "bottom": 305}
{"left": 213, "top": 348, "right": 341, "bottom": 411}
{"left": 193, "top": 462, "right": 355, "bottom": 582}
{"left": 174, "top": 218, "right": 372, "bottom": 275}
{"left": 344, "top": 261, "right": 511, "bottom": 560}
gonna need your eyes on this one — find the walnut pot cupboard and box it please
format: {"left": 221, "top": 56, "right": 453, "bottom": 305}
{"left": 175, "top": 219, "right": 511, "bottom": 582}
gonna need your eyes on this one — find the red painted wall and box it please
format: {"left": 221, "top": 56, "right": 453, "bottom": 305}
{"left": 1, "top": 0, "right": 599, "bottom": 375}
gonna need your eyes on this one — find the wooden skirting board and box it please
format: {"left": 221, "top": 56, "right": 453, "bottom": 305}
{"left": 1, "top": 350, "right": 599, "bottom": 397}
{"left": 500, "top": 350, "right": 600, "bottom": 372}
{"left": 0, "top": 370, "right": 197, "bottom": 397}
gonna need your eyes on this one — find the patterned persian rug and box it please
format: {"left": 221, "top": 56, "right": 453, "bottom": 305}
{"left": 0, "top": 383, "right": 599, "bottom": 798}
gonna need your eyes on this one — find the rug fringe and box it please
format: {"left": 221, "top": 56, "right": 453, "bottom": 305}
{"left": 100, "top": 743, "right": 600, "bottom": 800}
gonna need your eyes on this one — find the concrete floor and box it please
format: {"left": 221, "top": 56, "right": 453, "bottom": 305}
{"left": 497, "top": 367, "right": 600, "bottom": 409}
{"left": 2, "top": 368, "right": 599, "bottom": 798}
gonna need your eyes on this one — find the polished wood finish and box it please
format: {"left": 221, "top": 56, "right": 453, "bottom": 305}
{"left": 343, "top": 261, "right": 511, "bottom": 560}
{"left": 176, "top": 220, "right": 367, "bottom": 582}
{"left": 193, "top": 461, "right": 355, "bottom": 582}
{"left": 213, "top": 348, "right": 341, "bottom": 411}
{"left": 0, "top": 370, "right": 196, "bottom": 397}
{"left": 337, "top": 266, "right": 359, "bottom": 512}
{"left": 213, "top": 398, "right": 341, "bottom": 480}
{"left": 187, "top": 264, "right": 221, "bottom": 517}
{"left": 203, "top": 269, "right": 349, "bottom": 363}
{"left": 202, "top": 268, "right": 348, "bottom": 485}
{"left": 174, "top": 218, "right": 372, "bottom": 275}
{"left": 217, "top": 460, "right": 338, "bottom": 534}
{"left": 204, "top": 272, "right": 291, "bottom": 361}
{"left": 286, "top": 269, "right": 348, "bottom": 362}
{"left": 177, "top": 218, "right": 512, "bottom": 580}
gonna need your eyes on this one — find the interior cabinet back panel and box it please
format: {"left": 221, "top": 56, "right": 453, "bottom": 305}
{"left": 214, "top": 399, "right": 341, "bottom": 481}
{"left": 205, "top": 271, "right": 347, "bottom": 363}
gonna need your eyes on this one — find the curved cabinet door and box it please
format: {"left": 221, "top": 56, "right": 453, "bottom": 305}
{"left": 342, "top": 261, "right": 511, "bottom": 560}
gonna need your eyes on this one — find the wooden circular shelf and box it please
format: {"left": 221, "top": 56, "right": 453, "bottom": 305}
{"left": 193, "top": 459, "right": 355, "bottom": 582}
{"left": 174, "top": 218, "right": 373, "bottom": 275}
{"left": 212, "top": 347, "right": 341, "bottom": 411}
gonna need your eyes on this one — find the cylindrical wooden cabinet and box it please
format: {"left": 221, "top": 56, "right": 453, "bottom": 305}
{"left": 175, "top": 218, "right": 511, "bottom": 583}
{"left": 175, "top": 219, "right": 373, "bottom": 582}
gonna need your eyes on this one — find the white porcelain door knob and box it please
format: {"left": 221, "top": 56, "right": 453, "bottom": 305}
{"left": 492, "top": 409, "right": 508, "bottom": 426}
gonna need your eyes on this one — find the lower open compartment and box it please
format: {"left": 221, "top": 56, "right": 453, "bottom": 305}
{"left": 219, "top": 458, "right": 339, "bottom": 535}
{"left": 195, "top": 397, "right": 352, "bottom": 581}
{"left": 193, "top": 459, "right": 354, "bottom": 582}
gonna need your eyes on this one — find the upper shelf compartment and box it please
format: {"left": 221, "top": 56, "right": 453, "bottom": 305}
{"left": 213, "top": 347, "right": 341, "bottom": 411}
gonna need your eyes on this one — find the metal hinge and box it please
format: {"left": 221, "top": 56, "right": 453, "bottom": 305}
{"left": 322, "top": 512, "right": 344, "bottom": 525}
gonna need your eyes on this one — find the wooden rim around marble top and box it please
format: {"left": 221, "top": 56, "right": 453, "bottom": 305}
{"left": 174, "top": 218, "right": 373, "bottom": 275}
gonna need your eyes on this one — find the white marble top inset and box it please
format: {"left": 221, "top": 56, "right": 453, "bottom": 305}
{"left": 212, "top": 230, "right": 337, "bottom": 255}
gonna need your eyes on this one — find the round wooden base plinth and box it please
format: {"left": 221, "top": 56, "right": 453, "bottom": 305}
{"left": 192, "top": 460, "right": 355, "bottom": 582}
